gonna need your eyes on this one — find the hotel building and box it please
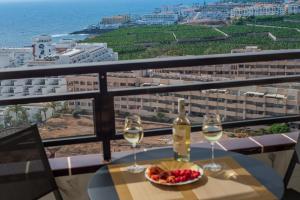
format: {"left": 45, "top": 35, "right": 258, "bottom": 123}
{"left": 65, "top": 69, "right": 300, "bottom": 122}
{"left": 100, "top": 15, "right": 130, "bottom": 25}
{"left": 0, "top": 48, "right": 33, "bottom": 68}
{"left": 0, "top": 36, "right": 118, "bottom": 99}
{"left": 138, "top": 13, "right": 179, "bottom": 25}
{"left": 230, "top": 4, "right": 285, "bottom": 19}
{"left": 286, "top": 3, "right": 300, "bottom": 14}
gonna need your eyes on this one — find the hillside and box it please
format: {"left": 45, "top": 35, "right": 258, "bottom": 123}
{"left": 83, "top": 15, "right": 300, "bottom": 60}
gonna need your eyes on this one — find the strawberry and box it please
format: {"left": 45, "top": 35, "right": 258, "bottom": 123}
{"left": 179, "top": 170, "right": 185, "bottom": 176}
{"left": 151, "top": 175, "right": 159, "bottom": 181}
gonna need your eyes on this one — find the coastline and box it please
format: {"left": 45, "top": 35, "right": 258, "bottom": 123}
{"left": 71, "top": 28, "right": 115, "bottom": 35}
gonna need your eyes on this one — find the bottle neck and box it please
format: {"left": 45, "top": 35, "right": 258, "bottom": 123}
{"left": 178, "top": 102, "right": 185, "bottom": 117}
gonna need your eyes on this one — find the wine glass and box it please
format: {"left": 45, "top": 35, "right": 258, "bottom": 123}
{"left": 123, "top": 115, "right": 144, "bottom": 173}
{"left": 202, "top": 113, "right": 223, "bottom": 172}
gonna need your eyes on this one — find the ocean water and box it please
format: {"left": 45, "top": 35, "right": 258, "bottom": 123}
{"left": 0, "top": 0, "right": 215, "bottom": 47}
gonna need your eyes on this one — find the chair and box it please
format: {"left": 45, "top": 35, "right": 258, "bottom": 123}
{"left": 283, "top": 134, "right": 300, "bottom": 200}
{"left": 0, "top": 125, "right": 63, "bottom": 200}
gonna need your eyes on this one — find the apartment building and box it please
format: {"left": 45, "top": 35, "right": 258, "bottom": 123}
{"left": 0, "top": 36, "right": 118, "bottom": 99}
{"left": 28, "top": 37, "right": 118, "bottom": 66}
{"left": 137, "top": 13, "right": 179, "bottom": 25}
{"left": 195, "top": 4, "right": 235, "bottom": 20}
{"left": 0, "top": 77, "right": 67, "bottom": 99}
{"left": 155, "top": 60, "right": 300, "bottom": 79}
{"left": 230, "top": 4, "right": 285, "bottom": 19}
{"left": 65, "top": 75, "right": 98, "bottom": 113}
{"left": 100, "top": 15, "right": 130, "bottom": 25}
{"left": 112, "top": 74, "right": 300, "bottom": 122}
{"left": 0, "top": 48, "right": 33, "bottom": 68}
{"left": 286, "top": 3, "right": 300, "bottom": 14}
{"left": 63, "top": 46, "right": 300, "bottom": 121}
{"left": 65, "top": 71, "right": 300, "bottom": 122}
{"left": 155, "top": 47, "right": 300, "bottom": 79}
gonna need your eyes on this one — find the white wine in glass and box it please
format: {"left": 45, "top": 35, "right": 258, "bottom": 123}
{"left": 202, "top": 113, "right": 223, "bottom": 172}
{"left": 123, "top": 129, "right": 143, "bottom": 147}
{"left": 123, "top": 115, "right": 144, "bottom": 173}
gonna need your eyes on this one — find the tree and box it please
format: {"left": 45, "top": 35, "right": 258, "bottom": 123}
{"left": 33, "top": 112, "right": 43, "bottom": 124}
{"left": 4, "top": 113, "right": 12, "bottom": 127}
{"left": 61, "top": 101, "right": 69, "bottom": 114}
{"left": 7, "top": 105, "right": 28, "bottom": 126}
{"left": 40, "top": 107, "right": 48, "bottom": 122}
{"left": 20, "top": 110, "right": 29, "bottom": 124}
{"left": 7, "top": 105, "right": 22, "bottom": 121}
{"left": 46, "top": 102, "right": 62, "bottom": 117}
{"left": 46, "top": 102, "right": 61, "bottom": 113}
{"left": 156, "top": 112, "right": 165, "bottom": 121}
{"left": 72, "top": 108, "right": 82, "bottom": 119}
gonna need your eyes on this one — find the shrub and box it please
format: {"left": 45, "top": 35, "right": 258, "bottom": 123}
{"left": 267, "top": 123, "right": 290, "bottom": 134}
{"left": 72, "top": 109, "right": 82, "bottom": 119}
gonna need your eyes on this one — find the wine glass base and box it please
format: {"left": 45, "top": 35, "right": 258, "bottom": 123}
{"left": 203, "top": 163, "right": 222, "bottom": 172}
{"left": 127, "top": 165, "right": 145, "bottom": 173}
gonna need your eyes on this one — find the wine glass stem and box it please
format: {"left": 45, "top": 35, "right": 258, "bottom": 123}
{"left": 133, "top": 145, "right": 137, "bottom": 167}
{"left": 211, "top": 142, "right": 215, "bottom": 164}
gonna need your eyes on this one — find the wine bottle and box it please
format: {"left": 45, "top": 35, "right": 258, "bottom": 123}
{"left": 172, "top": 98, "right": 191, "bottom": 162}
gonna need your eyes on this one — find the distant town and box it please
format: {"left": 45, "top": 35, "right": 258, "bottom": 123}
{"left": 73, "top": 0, "right": 300, "bottom": 34}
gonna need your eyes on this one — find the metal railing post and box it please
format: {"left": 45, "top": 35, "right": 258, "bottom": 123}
{"left": 94, "top": 72, "right": 115, "bottom": 161}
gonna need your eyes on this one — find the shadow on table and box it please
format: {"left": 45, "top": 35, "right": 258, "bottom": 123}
{"left": 208, "top": 168, "right": 261, "bottom": 188}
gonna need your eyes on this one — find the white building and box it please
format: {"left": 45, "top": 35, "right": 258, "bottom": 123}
{"left": 230, "top": 4, "right": 285, "bottom": 19}
{"left": 137, "top": 13, "right": 179, "bottom": 25}
{"left": 0, "top": 48, "right": 33, "bottom": 68}
{"left": 57, "top": 43, "right": 118, "bottom": 64}
{"left": 28, "top": 38, "right": 118, "bottom": 66}
{"left": 286, "top": 3, "right": 300, "bottom": 14}
{"left": 32, "top": 35, "right": 54, "bottom": 59}
{"left": 0, "top": 35, "right": 118, "bottom": 99}
{"left": 0, "top": 77, "right": 67, "bottom": 98}
{"left": 179, "top": 8, "right": 196, "bottom": 19}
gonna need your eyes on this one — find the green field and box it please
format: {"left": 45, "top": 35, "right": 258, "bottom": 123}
{"left": 219, "top": 25, "right": 270, "bottom": 34}
{"left": 83, "top": 16, "right": 300, "bottom": 60}
{"left": 237, "top": 14, "right": 300, "bottom": 29}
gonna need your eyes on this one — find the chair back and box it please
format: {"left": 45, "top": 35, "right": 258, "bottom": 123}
{"left": 284, "top": 134, "right": 300, "bottom": 188}
{"left": 0, "top": 125, "right": 62, "bottom": 200}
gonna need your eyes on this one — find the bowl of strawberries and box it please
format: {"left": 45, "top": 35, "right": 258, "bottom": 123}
{"left": 145, "top": 160, "right": 203, "bottom": 186}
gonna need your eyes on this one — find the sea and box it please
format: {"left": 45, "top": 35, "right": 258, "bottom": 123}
{"left": 0, "top": 0, "right": 215, "bottom": 48}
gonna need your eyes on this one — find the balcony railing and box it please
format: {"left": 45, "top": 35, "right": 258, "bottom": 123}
{"left": 1, "top": 49, "right": 300, "bottom": 161}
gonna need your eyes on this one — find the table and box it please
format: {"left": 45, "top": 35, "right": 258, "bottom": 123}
{"left": 88, "top": 147, "right": 284, "bottom": 200}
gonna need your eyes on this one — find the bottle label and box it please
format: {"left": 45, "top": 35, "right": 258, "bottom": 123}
{"left": 173, "top": 125, "right": 189, "bottom": 156}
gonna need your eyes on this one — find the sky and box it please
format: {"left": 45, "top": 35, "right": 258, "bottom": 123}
{"left": 0, "top": 0, "right": 43, "bottom": 1}
{"left": 0, "top": 0, "right": 82, "bottom": 2}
